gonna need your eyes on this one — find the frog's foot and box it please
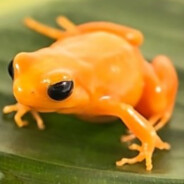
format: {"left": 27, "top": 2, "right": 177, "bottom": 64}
{"left": 116, "top": 139, "right": 170, "bottom": 171}
{"left": 3, "top": 103, "right": 30, "bottom": 127}
{"left": 24, "top": 17, "right": 63, "bottom": 40}
{"left": 116, "top": 143, "right": 153, "bottom": 170}
{"left": 3, "top": 103, "right": 45, "bottom": 129}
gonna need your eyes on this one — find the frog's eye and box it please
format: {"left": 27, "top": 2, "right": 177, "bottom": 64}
{"left": 8, "top": 60, "right": 14, "bottom": 79}
{"left": 47, "top": 81, "right": 74, "bottom": 101}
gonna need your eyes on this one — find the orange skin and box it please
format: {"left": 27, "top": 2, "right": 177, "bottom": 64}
{"left": 3, "top": 17, "right": 178, "bottom": 171}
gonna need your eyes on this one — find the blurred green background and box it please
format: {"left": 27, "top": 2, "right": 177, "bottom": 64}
{"left": 0, "top": 0, "right": 184, "bottom": 183}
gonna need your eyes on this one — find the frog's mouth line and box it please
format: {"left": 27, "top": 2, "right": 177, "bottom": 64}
{"left": 27, "top": 105, "right": 76, "bottom": 113}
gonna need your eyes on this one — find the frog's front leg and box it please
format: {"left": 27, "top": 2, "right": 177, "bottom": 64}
{"left": 3, "top": 103, "right": 45, "bottom": 129}
{"left": 97, "top": 101, "right": 170, "bottom": 170}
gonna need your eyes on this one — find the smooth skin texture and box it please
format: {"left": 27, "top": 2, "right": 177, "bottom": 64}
{"left": 3, "top": 16, "right": 178, "bottom": 171}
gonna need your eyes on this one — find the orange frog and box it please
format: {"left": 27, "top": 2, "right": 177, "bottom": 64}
{"left": 3, "top": 16, "right": 178, "bottom": 170}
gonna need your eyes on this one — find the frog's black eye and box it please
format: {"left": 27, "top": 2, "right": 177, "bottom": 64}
{"left": 47, "top": 81, "right": 74, "bottom": 101}
{"left": 8, "top": 60, "right": 14, "bottom": 79}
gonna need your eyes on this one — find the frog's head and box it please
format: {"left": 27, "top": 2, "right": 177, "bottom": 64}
{"left": 8, "top": 51, "right": 90, "bottom": 112}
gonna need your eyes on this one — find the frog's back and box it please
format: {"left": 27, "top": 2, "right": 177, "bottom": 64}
{"left": 52, "top": 31, "right": 132, "bottom": 62}
{"left": 52, "top": 31, "right": 144, "bottom": 106}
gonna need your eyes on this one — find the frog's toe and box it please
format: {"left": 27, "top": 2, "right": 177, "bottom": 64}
{"left": 31, "top": 111, "right": 45, "bottom": 130}
{"left": 120, "top": 133, "right": 135, "bottom": 142}
{"left": 128, "top": 143, "right": 141, "bottom": 151}
{"left": 3, "top": 106, "right": 11, "bottom": 113}
{"left": 156, "top": 138, "right": 171, "bottom": 150}
{"left": 16, "top": 120, "right": 29, "bottom": 128}
{"left": 37, "top": 121, "right": 45, "bottom": 130}
{"left": 3, "top": 104, "right": 18, "bottom": 114}
{"left": 116, "top": 152, "right": 145, "bottom": 167}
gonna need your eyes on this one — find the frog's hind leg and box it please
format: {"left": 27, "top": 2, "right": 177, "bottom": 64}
{"left": 122, "top": 55, "right": 178, "bottom": 142}
{"left": 136, "top": 55, "right": 178, "bottom": 131}
{"left": 24, "top": 17, "right": 63, "bottom": 39}
{"left": 77, "top": 21, "right": 143, "bottom": 46}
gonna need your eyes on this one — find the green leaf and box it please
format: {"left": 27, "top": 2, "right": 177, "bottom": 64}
{"left": 0, "top": 0, "right": 184, "bottom": 183}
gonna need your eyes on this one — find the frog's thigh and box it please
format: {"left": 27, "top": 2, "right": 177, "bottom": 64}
{"left": 151, "top": 55, "right": 178, "bottom": 130}
{"left": 136, "top": 61, "right": 167, "bottom": 118}
{"left": 136, "top": 56, "right": 178, "bottom": 130}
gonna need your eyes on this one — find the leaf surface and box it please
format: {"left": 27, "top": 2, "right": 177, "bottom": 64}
{"left": 0, "top": 0, "right": 184, "bottom": 183}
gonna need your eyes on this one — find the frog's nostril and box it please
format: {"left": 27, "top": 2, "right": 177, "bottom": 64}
{"left": 31, "top": 91, "right": 35, "bottom": 94}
